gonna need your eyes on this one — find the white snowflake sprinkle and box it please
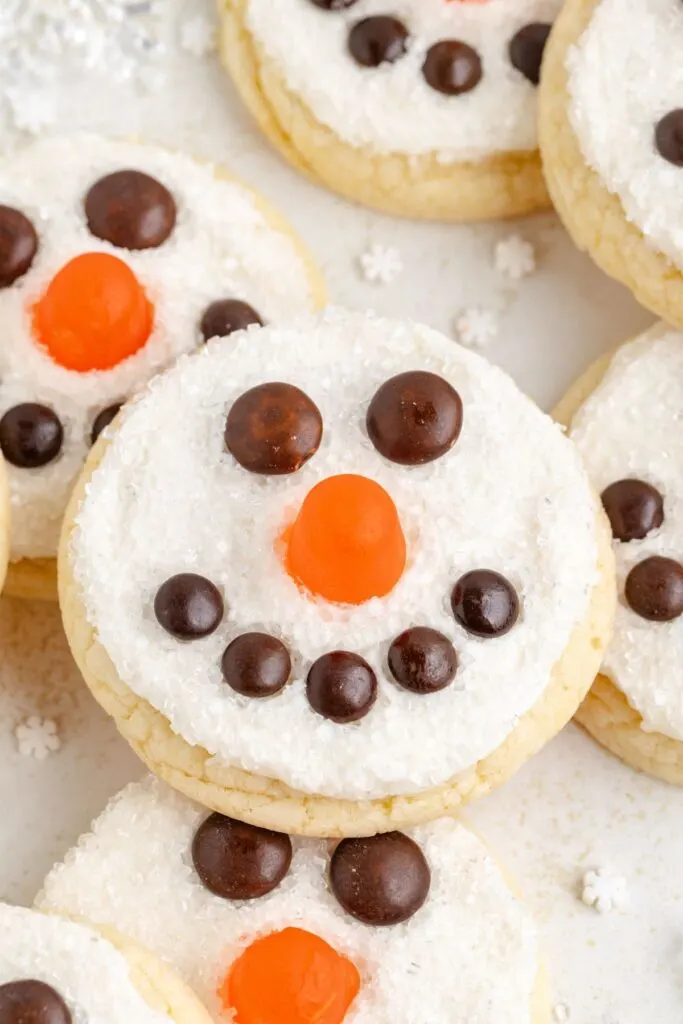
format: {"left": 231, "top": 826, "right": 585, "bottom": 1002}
{"left": 180, "top": 14, "right": 216, "bottom": 57}
{"left": 581, "top": 867, "right": 628, "bottom": 914}
{"left": 494, "top": 234, "right": 536, "bottom": 281}
{"left": 14, "top": 716, "right": 61, "bottom": 761}
{"left": 553, "top": 1004, "right": 570, "bottom": 1022}
{"left": 359, "top": 244, "right": 403, "bottom": 285}
{"left": 454, "top": 307, "right": 499, "bottom": 350}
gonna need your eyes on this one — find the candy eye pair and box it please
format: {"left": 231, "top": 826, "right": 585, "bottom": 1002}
{"left": 0, "top": 401, "right": 122, "bottom": 468}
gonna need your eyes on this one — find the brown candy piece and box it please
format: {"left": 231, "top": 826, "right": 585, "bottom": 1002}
{"left": 625, "top": 556, "right": 683, "bottom": 622}
{"left": 200, "top": 300, "right": 263, "bottom": 342}
{"left": 348, "top": 17, "right": 409, "bottom": 68}
{"left": 0, "top": 404, "right": 63, "bottom": 468}
{"left": 222, "top": 632, "right": 291, "bottom": 698}
{"left": 0, "top": 981, "right": 71, "bottom": 1024}
{"left": 0, "top": 206, "right": 38, "bottom": 287}
{"left": 85, "top": 170, "right": 176, "bottom": 250}
{"left": 451, "top": 570, "right": 519, "bottom": 638}
{"left": 601, "top": 479, "right": 664, "bottom": 542}
{"left": 154, "top": 573, "right": 224, "bottom": 639}
{"left": 388, "top": 626, "right": 458, "bottom": 694}
{"left": 655, "top": 110, "right": 683, "bottom": 166}
{"left": 422, "top": 41, "right": 482, "bottom": 96}
{"left": 330, "top": 832, "right": 430, "bottom": 926}
{"left": 225, "top": 382, "right": 322, "bottom": 475}
{"left": 90, "top": 403, "right": 123, "bottom": 445}
{"left": 308, "top": 0, "right": 359, "bottom": 8}
{"left": 192, "top": 812, "right": 292, "bottom": 900}
{"left": 306, "top": 651, "right": 377, "bottom": 723}
{"left": 508, "top": 23, "right": 551, "bottom": 86}
{"left": 367, "top": 370, "right": 463, "bottom": 466}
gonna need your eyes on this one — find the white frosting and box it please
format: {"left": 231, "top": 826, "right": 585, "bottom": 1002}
{"left": 246, "top": 0, "right": 560, "bottom": 162}
{"left": 39, "top": 776, "right": 539, "bottom": 1024}
{"left": 72, "top": 310, "right": 599, "bottom": 800}
{"left": 569, "top": 325, "right": 683, "bottom": 741}
{"left": 0, "top": 134, "right": 315, "bottom": 561}
{"left": 567, "top": 0, "right": 683, "bottom": 270}
{"left": 0, "top": 904, "right": 173, "bottom": 1024}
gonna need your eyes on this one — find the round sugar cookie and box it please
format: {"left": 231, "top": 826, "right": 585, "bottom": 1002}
{"left": 538, "top": 0, "right": 683, "bottom": 330}
{"left": 555, "top": 324, "right": 683, "bottom": 785}
{"left": 0, "top": 134, "right": 324, "bottom": 601}
{"left": 0, "top": 903, "right": 213, "bottom": 1024}
{"left": 59, "top": 310, "right": 615, "bottom": 836}
{"left": 39, "top": 775, "right": 549, "bottom": 1024}
{"left": 219, "top": 0, "right": 561, "bottom": 221}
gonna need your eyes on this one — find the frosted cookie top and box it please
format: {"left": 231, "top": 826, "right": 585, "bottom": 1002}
{"left": 569, "top": 325, "right": 683, "bottom": 740}
{"left": 40, "top": 776, "right": 539, "bottom": 1024}
{"left": 245, "top": 0, "right": 560, "bottom": 162}
{"left": 0, "top": 905, "right": 173, "bottom": 1024}
{"left": 567, "top": 0, "right": 683, "bottom": 270}
{"left": 0, "top": 134, "right": 316, "bottom": 562}
{"left": 71, "top": 310, "right": 599, "bottom": 801}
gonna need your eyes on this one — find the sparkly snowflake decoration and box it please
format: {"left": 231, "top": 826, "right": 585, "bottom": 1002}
{"left": 494, "top": 234, "right": 536, "bottom": 281}
{"left": 454, "top": 307, "right": 499, "bottom": 350}
{"left": 180, "top": 13, "right": 216, "bottom": 57}
{"left": 553, "top": 1004, "right": 570, "bottom": 1022}
{"left": 15, "top": 716, "right": 61, "bottom": 761}
{"left": 359, "top": 244, "right": 403, "bottom": 285}
{"left": 581, "top": 867, "right": 628, "bottom": 914}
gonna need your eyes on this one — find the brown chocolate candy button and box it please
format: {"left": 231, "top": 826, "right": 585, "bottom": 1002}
{"left": 90, "top": 403, "right": 123, "bottom": 445}
{"left": 655, "top": 110, "right": 683, "bottom": 166}
{"left": 154, "top": 573, "right": 224, "bottom": 639}
{"left": 200, "top": 299, "right": 263, "bottom": 342}
{"left": 308, "top": 0, "right": 359, "bottom": 8}
{"left": 601, "top": 479, "right": 664, "bottom": 543}
{"left": 348, "top": 17, "right": 409, "bottom": 68}
{"left": 0, "top": 981, "right": 71, "bottom": 1024}
{"left": 451, "top": 570, "right": 519, "bottom": 638}
{"left": 508, "top": 23, "right": 551, "bottom": 86}
{"left": 222, "top": 632, "right": 291, "bottom": 698}
{"left": 388, "top": 626, "right": 458, "bottom": 694}
{"left": 625, "top": 556, "right": 683, "bottom": 622}
{"left": 367, "top": 370, "right": 463, "bottom": 465}
{"left": 0, "top": 404, "right": 63, "bottom": 468}
{"left": 225, "top": 382, "right": 322, "bottom": 475}
{"left": 0, "top": 206, "right": 38, "bottom": 287}
{"left": 330, "top": 832, "right": 431, "bottom": 926}
{"left": 85, "top": 170, "right": 176, "bottom": 250}
{"left": 192, "top": 813, "right": 292, "bottom": 900}
{"left": 306, "top": 651, "right": 377, "bottom": 723}
{"left": 422, "top": 40, "right": 482, "bottom": 96}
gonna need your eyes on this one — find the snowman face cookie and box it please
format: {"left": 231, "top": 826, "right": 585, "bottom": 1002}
{"left": 0, "top": 134, "right": 320, "bottom": 584}
{"left": 39, "top": 776, "right": 544, "bottom": 1024}
{"left": 62, "top": 311, "right": 612, "bottom": 828}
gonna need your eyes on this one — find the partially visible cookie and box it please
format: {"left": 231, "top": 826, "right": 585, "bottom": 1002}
{"left": 219, "top": 0, "right": 561, "bottom": 221}
{"left": 0, "top": 454, "right": 8, "bottom": 593}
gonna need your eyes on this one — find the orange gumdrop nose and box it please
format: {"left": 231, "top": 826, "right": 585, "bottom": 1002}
{"left": 222, "top": 927, "right": 360, "bottom": 1024}
{"left": 33, "top": 252, "right": 153, "bottom": 372}
{"left": 286, "top": 473, "right": 406, "bottom": 605}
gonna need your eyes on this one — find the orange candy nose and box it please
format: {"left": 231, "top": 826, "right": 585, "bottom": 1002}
{"left": 287, "top": 473, "right": 406, "bottom": 605}
{"left": 222, "top": 927, "right": 360, "bottom": 1024}
{"left": 33, "top": 252, "right": 153, "bottom": 372}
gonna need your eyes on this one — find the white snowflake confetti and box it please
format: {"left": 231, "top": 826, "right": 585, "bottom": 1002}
{"left": 180, "top": 13, "right": 216, "bottom": 57}
{"left": 553, "top": 1004, "right": 570, "bottom": 1022}
{"left": 454, "top": 307, "right": 499, "bottom": 350}
{"left": 359, "top": 244, "right": 403, "bottom": 285}
{"left": 581, "top": 867, "right": 628, "bottom": 914}
{"left": 14, "top": 716, "right": 61, "bottom": 761}
{"left": 494, "top": 234, "right": 536, "bottom": 281}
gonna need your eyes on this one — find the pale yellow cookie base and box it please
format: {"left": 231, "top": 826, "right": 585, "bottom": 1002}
{"left": 218, "top": 0, "right": 550, "bottom": 222}
{"left": 0, "top": 456, "right": 9, "bottom": 594}
{"left": 554, "top": 342, "right": 683, "bottom": 785}
{"left": 539, "top": 0, "right": 683, "bottom": 329}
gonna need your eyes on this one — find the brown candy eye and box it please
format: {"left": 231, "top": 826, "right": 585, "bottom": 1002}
{"left": 601, "top": 479, "right": 664, "bottom": 542}
{"left": 388, "top": 627, "right": 458, "bottom": 694}
{"left": 154, "top": 573, "right": 224, "bottom": 639}
{"left": 367, "top": 370, "right": 463, "bottom": 466}
{"left": 655, "top": 110, "right": 683, "bottom": 166}
{"left": 0, "top": 403, "right": 63, "bottom": 468}
{"left": 306, "top": 651, "right": 377, "bottom": 723}
{"left": 422, "top": 41, "right": 482, "bottom": 96}
{"left": 451, "top": 570, "right": 519, "bottom": 638}
{"left": 192, "top": 812, "right": 292, "bottom": 900}
{"left": 307, "top": 0, "right": 359, "bottom": 8}
{"left": 348, "top": 17, "right": 409, "bottom": 68}
{"left": 222, "top": 632, "right": 291, "bottom": 698}
{"left": 85, "top": 170, "right": 177, "bottom": 250}
{"left": 0, "top": 205, "right": 38, "bottom": 287}
{"left": 225, "top": 382, "right": 323, "bottom": 475}
{"left": 625, "top": 556, "right": 683, "bottom": 622}
{"left": 508, "top": 23, "right": 551, "bottom": 86}
{"left": 330, "top": 833, "right": 431, "bottom": 926}
{"left": 200, "top": 300, "right": 263, "bottom": 342}
{"left": 0, "top": 981, "right": 72, "bottom": 1024}
{"left": 91, "top": 403, "right": 123, "bottom": 445}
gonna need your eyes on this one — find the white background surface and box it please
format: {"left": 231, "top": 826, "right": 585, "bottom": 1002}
{"left": 0, "top": 2, "right": 677, "bottom": 1022}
